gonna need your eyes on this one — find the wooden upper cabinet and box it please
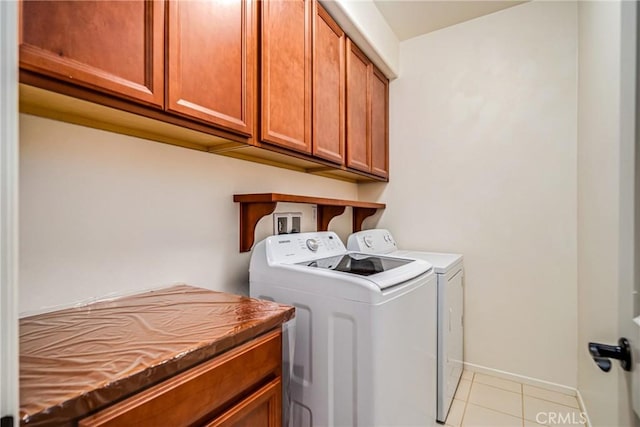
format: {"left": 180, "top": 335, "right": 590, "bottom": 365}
{"left": 19, "top": 0, "right": 388, "bottom": 181}
{"left": 345, "top": 38, "right": 371, "bottom": 173}
{"left": 312, "top": 2, "right": 345, "bottom": 165}
{"left": 261, "top": 0, "right": 312, "bottom": 153}
{"left": 167, "top": 0, "right": 255, "bottom": 136}
{"left": 345, "top": 38, "right": 389, "bottom": 179}
{"left": 370, "top": 66, "right": 389, "bottom": 178}
{"left": 19, "top": 0, "right": 164, "bottom": 107}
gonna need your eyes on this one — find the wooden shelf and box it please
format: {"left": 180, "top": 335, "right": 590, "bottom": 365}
{"left": 233, "top": 193, "right": 385, "bottom": 252}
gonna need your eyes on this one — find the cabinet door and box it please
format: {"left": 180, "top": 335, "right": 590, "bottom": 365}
{"left": 206, "top": 378, "right": 281, "bottom": 427}
{"left": 20, "top": 0, "right": 164, "bottom": 107}
{"left": 345, "top": 38, "right": 371, "bottom": 173}
{"left": 312, "top": 2, "right": 345, "bottom": 165}
{"left": 370, "top": 66, "right": 389, "bottom": 178}
{"left": 167, "top": 0, "right": 255, "bottom": 136}
{"left": 261, "top": 0, "right": 312, "bottom": 153}
{"left": 78, "top": 331, "right": 281, "bottom": 427}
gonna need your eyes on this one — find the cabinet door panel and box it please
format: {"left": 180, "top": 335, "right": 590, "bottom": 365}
{"left": 78, "top": 331, "right": 281, "bottom": 427}
{"left": 261, "top": 0, "right": 312, "bottom": 153}
{"left": 345, "top": 39, "right": 371, "bottom": 172}
{"left": 312, "top": 3, "right": 345, "bottom": 165}
{"left": 20, "top": 0, "right": 164, "bottom": 107}
{"left": 370, "top": 66, "right": 389, "bottom": 178}
{"left": 167, "top": 0, "right": 255, "bottom": 135}
{"left": 206, "top": 378, "right": 281, "bottom": 427}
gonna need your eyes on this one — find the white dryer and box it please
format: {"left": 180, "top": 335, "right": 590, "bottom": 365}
{"left": 250, "top": 231, "right": 437, "bottom": 427}
{"left": 348, "top": 229, "right": 464, "bottom": 424}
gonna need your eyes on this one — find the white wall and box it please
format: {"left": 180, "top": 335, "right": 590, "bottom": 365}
{"left": 577, "top": 1, "right": 638, "bottom": 425}
{"left": 359, "top": 1, "right": 578, "bottom": 387}
{"left": 19, "top": 114, "right": 357, "bottom": 315}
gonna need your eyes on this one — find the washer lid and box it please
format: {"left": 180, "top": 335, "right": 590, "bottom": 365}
{"left": 293, "top": 252, "right": 432, "bottom": 290}
{"left": 297, "top": 252, "right": 414, "bottom": 276}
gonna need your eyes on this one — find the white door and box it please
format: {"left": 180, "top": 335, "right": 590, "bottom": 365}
{"left": 577, "top": 1, "right": 638, "bottom": 425}
{"left": 0, "top": 1, "right": 20, "bottom": 425}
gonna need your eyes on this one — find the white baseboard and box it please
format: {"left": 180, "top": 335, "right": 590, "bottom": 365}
{"left": 463, "top": 361, "right": 577, "bottom": 396}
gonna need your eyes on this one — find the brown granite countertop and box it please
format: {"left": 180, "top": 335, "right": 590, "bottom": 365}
{"left": 19, "top": 284, "right": 294, "bottom": 426}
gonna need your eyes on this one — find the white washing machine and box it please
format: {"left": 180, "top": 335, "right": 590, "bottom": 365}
{"left": 348, "top": 229, "right": 464, "bottom": 424}
{"left": 250, "top": 231, "right": 437, "bottom": 427}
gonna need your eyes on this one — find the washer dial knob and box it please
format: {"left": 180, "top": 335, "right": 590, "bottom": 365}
{"left": 306, "top": 238, "right": 319, "bottom": 252}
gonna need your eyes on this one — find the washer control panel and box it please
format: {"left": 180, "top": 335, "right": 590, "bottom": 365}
{"left": 347, "top": 229, "right": 397, "bottom": 254}
{"left": 267, "top": 231, "right": 346, "bottom": 263}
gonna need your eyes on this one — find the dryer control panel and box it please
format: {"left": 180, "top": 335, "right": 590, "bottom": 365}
{"left": 347, "top": 229, "right": 397, "bottom": 254}
{"left": 266, "top": 231, "right": 346, "bottom": 264}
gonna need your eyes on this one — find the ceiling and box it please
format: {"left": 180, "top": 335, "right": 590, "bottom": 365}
{"left": 373, "top": 0, "right": 527, "bottom": 41}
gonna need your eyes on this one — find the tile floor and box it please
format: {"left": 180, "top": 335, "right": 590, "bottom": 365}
{"left": 445, "top": 371, "right": 585, "bottom": 427}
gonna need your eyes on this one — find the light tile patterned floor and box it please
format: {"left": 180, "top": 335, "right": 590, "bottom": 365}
{"left": 445, "top": 371, "right": 585, "bottom": 427}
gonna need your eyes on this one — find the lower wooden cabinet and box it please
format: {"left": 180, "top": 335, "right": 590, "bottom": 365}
{"left": 205, "top": 378, "right": 281, "bottom": 427}
{"left": 78, "top": 330, "right": 282, "bottom": 427}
